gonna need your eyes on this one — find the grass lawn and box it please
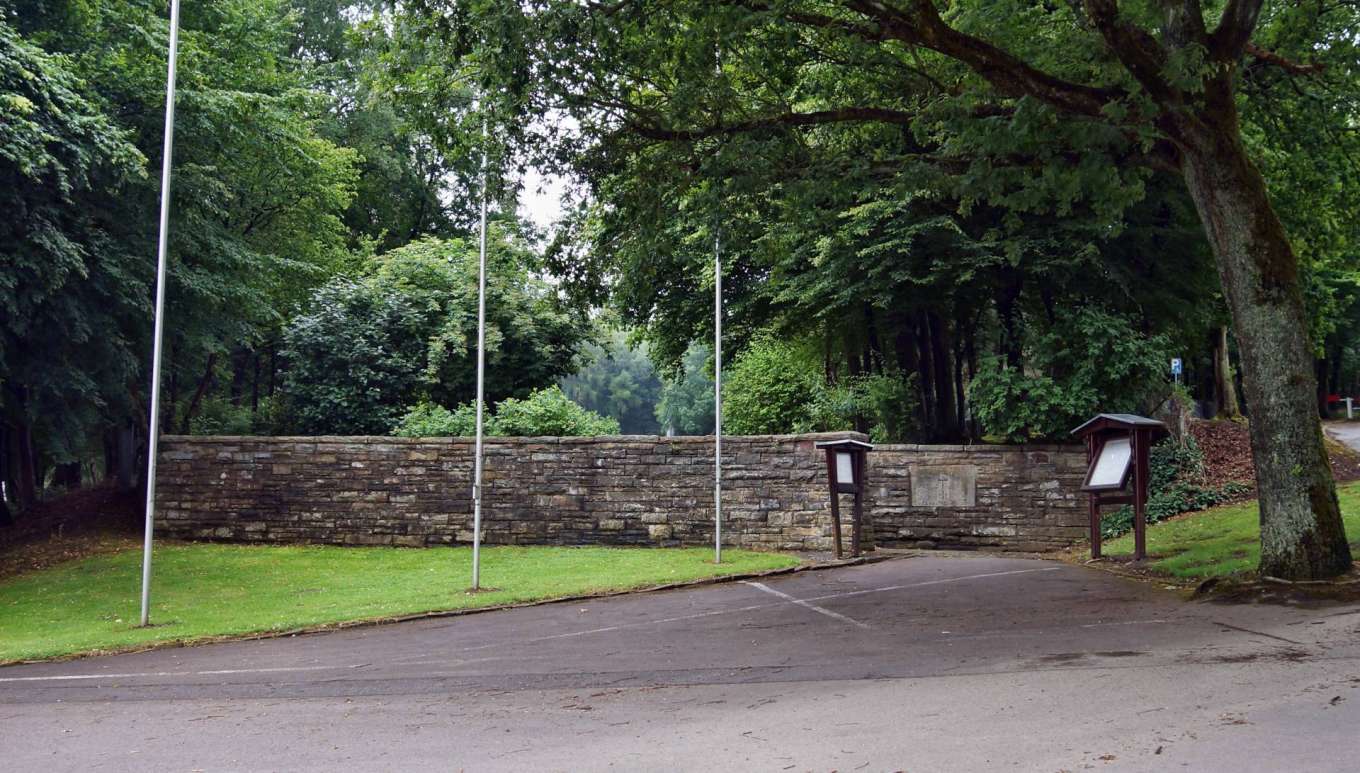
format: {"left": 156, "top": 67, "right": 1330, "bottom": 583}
{"left": 1099, "top": 481, "right": 1360, "bottom": 579}
{"left": 0, "top": 544, "right": 799, "bottom": 663}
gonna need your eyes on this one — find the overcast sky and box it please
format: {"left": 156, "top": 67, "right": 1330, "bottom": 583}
{"left": 517, "top": 166, "right": 569, "bottom": 229}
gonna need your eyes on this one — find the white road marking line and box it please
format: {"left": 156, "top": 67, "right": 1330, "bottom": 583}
{"left": 1079, "top": 619, "right": 1170, "bottom": 629}
{"left": 800, "top": 566, "right": 1064, "bottom": 603}
{"left": 741, "top": 581, "right": 872, "bottom": 629}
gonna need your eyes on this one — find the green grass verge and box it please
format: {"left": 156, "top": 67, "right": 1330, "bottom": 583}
{"left": 1100, "top": 481, "right": 1360, "bottom": 579}
{"left": 0, "top": 544, "right": 799, "bottom": 663}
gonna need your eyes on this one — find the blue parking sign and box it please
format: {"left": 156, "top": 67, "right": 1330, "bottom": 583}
{"left": 1170, "top": 357, "right": 1182, "bottom": 375}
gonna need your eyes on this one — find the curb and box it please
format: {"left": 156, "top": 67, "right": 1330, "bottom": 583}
{"left": 1, "top": 552, "right": 901, "bottom": 667}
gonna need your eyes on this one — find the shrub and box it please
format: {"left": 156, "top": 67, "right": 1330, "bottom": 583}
{"left": 969, "top": 308, "right": 1169, "bottom": 442}
{"left": 722, "top": 338, "right": 825, "bottom": 435}
{"left": 190, "top": 396, "right": 289, "bottom": 436}
{"left": 722, "top": 337, "right": 918, "bottom": 440}
{"left": 391, "top": 401, "right": 480, "bottom": 437}
{"left": 967, "top": 363, "right": 1085, "bottom": 442}
{"left": 490, "top": 386, "right": 621, "bottom": 436}
{"left": 392, "top": 387, "right": 619, "bottom": 438}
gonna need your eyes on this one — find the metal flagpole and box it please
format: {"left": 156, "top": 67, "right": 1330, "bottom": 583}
{"left": 471, "top": 114, "right": 489, "bottom": 590}
{"left": 713, "top": 232, "right": 723, "bottom": 564}
{"left": 140, "top": 0, "right": 183, "bottom": 627}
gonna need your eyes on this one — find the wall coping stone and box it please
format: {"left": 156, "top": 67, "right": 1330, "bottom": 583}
{"left": 160, "top": 430, "right": 871, "bottom": 446}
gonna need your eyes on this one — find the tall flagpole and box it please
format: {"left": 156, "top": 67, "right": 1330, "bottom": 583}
{"left": 471, "top": 113, "right": 489, "bottom": 590}
{"left": 713, "top": 231, "right": 723, "bottom": 564}
{"left": 140, "top": 0, "right": 182, "bottom": 627}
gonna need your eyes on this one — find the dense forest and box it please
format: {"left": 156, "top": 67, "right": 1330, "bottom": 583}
{"left": 4, "top": 1, "right": 1360, "bottom": 576}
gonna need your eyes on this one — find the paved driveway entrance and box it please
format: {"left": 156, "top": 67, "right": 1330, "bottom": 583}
{"left": 4, "top": 554, "right": 1359, "bottom": 771}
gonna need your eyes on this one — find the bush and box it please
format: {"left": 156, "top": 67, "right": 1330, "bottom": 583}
{"left": 391, "top": 401, "right": 480, "bottom": 437}
{"left": 722, "top": 338, "right": 827, "bottom": 435}
{"left": 721, "top": 337, "right": 918, "bottom": 440}
{"left": 969, "top": 308, "right": 1169, "bottom": 442}
{"left": 967, "top": 364, "right": 1086, "bottom": 442}
{"left": 190, "top": 396, "right": 289, "bottom": 436}
{"left": 491, "top": 386, "right": 621, "bottom": 436}
{"left": 392, "top": 387, "right": 619, "bottom": 438}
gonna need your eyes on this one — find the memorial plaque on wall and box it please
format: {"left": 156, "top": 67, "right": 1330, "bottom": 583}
{"left": 910, "top": 465, "right": 978, "bottom": 508}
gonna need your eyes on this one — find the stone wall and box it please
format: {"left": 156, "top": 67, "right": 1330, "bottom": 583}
{"left": 156, "top": 433, "right": 863, "bottom": 552}
{"left": 156, "top": 434, "right": 1089, "bottom": 552}
{"left": 869, "top": 444, "right": 1088, "bottom": 551}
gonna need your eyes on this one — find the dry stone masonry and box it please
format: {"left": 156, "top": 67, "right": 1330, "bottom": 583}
{"left": 157, "top": 433, "right": 1087, "bottom": 552}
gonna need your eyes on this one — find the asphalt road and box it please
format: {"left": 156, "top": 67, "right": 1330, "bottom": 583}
{"left": 1326, "top": 420, "right": 1360, "bottom": 453}
{"left": 3, "top": 554, "right": 1360, "bottom": 771}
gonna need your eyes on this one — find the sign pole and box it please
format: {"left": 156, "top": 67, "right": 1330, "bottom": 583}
{"left": 139, "top": 0, "right": 182, "bottom": 628}
{"left": 713, "top": 231, "right": 723, "bottom": 564}
{"left": 471, "top": 114, "right": 488, "bottom": 590}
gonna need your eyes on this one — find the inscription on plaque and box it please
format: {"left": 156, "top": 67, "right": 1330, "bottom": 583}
{"left": 910, "top": 465, "right": 977, "bottom": 508}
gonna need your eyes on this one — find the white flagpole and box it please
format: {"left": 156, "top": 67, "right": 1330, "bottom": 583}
{"left": 471, "top": 113, "right": 489, "bottom": 590}
{"left": 713, "top": 231, "right": 723, "bottom": 564}
{"left": 140, "top": 0, "right": 182, "bottom": 627}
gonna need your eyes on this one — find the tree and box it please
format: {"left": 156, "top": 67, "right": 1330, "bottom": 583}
{"left": 409, "top": 0, "right": 1352, "bottom": 578}
{"left": 722, "top": 338, "right": 826, "bottom": 435}
{"left": 559, "top": 330, "right": 664, "bottom": 434}
{"left": 281, "top": 233, "right": 593, "bottom": 434}
{"left": 1, "top": 19, "right": 145, "bottom": 509}
{"left": 655, "top": 345, "right": 716, "bottom": 436}
{"left": 734, "top": 0, "right": 1355, "bottom": 578}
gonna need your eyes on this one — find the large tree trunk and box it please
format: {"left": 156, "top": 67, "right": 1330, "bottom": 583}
{"left": 995, "top": 265, "right": 1024, "bottom": 369}
{"left": 926, "top": 310, "right": 960, "bottom": 441}
{"left": 1214, "top": 325, "right": 1242, "bottom": 418}
{"left": 8, "top": 420, "right": 38, "bottom": 511}
{"left": 1180, "top": 105, "right": 1352, "bottom": 580}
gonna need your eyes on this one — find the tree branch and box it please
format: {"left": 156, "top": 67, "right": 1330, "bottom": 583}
{"left": 624, "top": 106, "right": 921, "bottom": 141}
{"left": 1209, "top": 0, "right": 1264, "bottom": 60}
{"left": 837, "top": 0, "right": 1123, "bottom": 119}
{"left": 1245, "top": 43, "right": 1326, "bottom": 76}
{"left": 1081, "top": 0, "right": 1179, "bottom": 105}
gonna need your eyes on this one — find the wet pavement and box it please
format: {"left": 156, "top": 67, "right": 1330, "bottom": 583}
{"left": 4, "top": 553, "right": 1359, "bottom": 771}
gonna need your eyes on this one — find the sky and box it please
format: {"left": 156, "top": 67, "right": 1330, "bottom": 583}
{"left": 517, "top": 166, "right": 569, "bottom": 229}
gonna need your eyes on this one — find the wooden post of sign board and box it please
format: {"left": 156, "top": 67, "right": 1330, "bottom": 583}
{"left": 1087, "top": 434, "right": 1102, "bottom": 559}
{"left": 825, "top": 452, "right": 844, "bottom": 559}
{"left": 1132, "top": 427, "right": 1150, "bottom": 561}
{"left": 850, "top": 451, "right": 864, "bottom": 558}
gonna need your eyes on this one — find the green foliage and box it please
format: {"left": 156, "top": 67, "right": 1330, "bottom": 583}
{"left": 559, "top": 330, "right": 663, "bottom": 434}
{"left": 720, "top": 337, "right": 918, "bottom": 439}
{"left": 390, "top": 402, "right": 480, "bottom": 438}
{"left": 0, "top": 18, "right": 146, "bottom": 464}
{"left": 967, "top": 364, "right": 1082, "bottom": 443}
{"left": 722, "top": 339, "right": 828, "bottom": 435}
{"left": 970, "top": 309, "right": 1169, "bottom": 442}
{"left": 851, "top": 372, "right": 920, "bottom": 444}
{"left": 188, "top": 396, "right": 290, "bottom": 437}
{"left": 280, "top": 277, "right": 432, "bottom": 434}
{"left": 655, "top": 344, "right": 716, "bottom": 435}
{"left": 282, "top": 235, "right": 593, "bottom": 435}
{"left": 392, "top": 387, "right": 619, "bottom": 438}
{"left": 2, "top": 0, "right": 480, "bottom": 504}
{"left": 489, "top": 386, "right": 621, "bottom": 437}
